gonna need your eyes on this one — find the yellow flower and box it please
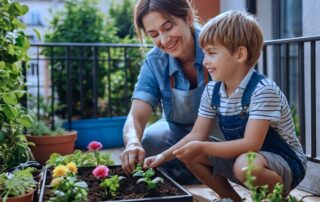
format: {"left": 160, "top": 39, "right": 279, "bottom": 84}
{"left": 52, "top": 165, "right": 68, "bottom": 177}
{"left": 66, "top": 162, "right": 78, "bottom": 174}
{"left": 50, "top": 177, "right": 64, "bottom": 187}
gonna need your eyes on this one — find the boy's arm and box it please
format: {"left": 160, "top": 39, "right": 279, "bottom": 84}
{"left": 174, "top": 119, "right": 270, "bottom": 160}
{"left": 202, "top": 119, "right": 270, "bottom": 158}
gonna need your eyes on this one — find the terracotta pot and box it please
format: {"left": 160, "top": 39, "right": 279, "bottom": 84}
{"left": 1, "top": 190, "right": 34, "bottom": 202}
{"left": 26, "top": 131, "right": 77, "bottom": 165}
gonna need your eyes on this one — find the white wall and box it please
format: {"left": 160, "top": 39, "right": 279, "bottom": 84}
{"left": 220, "top": 0, "right": 246, "bottom": 12}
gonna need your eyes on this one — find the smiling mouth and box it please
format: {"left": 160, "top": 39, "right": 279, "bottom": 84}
{"left": 166, "top": 40, "right": 178, "bottom": 51}
{"left": 207, "top": 68, "right": 216, "bottom": 74}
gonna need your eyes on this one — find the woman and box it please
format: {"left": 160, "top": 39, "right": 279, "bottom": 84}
{"left": 121, "top": 0, "right": 221, "bottom": 184}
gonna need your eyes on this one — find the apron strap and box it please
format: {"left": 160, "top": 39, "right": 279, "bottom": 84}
{"left": 170, "top": 67, "right": 209, "bottom": 88}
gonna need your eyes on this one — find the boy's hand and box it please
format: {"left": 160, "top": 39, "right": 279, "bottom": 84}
{"left": 143, "top": 153, "right": 166, "bottom": 169}
{"left": 173, "top": 141, "right": 204, "bottom": 163}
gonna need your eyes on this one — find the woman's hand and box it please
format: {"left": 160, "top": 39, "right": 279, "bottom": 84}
{"left": 173, "top": 141, "right": 204, "bottom": 163}
{"left": 121, "top": 143, "right": 145, "bottom": 175}
{"left": 143, "top": 153, "right": 166, "bottom": 169}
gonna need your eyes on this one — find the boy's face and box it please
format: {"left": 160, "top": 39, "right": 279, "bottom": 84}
{"left": 202, "top": 43, "right": 241, "bottom": 82}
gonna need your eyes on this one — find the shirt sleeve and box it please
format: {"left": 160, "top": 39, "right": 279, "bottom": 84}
{"left": 249, "top": 84, "right": 281, "bottom": 121}
{"left": 198, "top": 82, "right": 216, "bottom": 118}
{"left": 132, "top": 59, "right": 160, "bottom": 108}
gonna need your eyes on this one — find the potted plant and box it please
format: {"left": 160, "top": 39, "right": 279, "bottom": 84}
{"left": 0, "top": 167, "right": 37, "bottom": 202}
{"left": 0, "top": 0, "right": 34, "bottom": 173}
{"left": 26, "top": 116, "right": 77, "bottom": 165}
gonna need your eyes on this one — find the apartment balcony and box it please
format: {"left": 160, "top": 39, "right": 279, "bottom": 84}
{"left": 26, "top": 35, "right": 320, "bottom": 201}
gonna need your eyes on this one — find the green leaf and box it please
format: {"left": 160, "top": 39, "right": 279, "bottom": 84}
{"left": 0, "top": 114, "right": 4, "bottom": 123}
{"left": 13, "top": 90, "right": 26, "bottom": 98}
{"left": 19, "top": 115, "right": 33, "bottom": 128}
{"left": 136, "top": 178, "right": 146, "bottom": 184}
{"left": 0, "top": 61, "right": 5, "bottom": 69}
{"left": 2, "top": 94, "right": 18, "bottom": 105}
{"left": 152, "top": 177, "right": 164, "bottom": 184}
{"left": 3, "top": 104, "right": 18, "bottom": 120}
{"left": 33, "top": 29, "right": 41, "bottom": 40}
{"left": 74, "top": 181, "right": 88, "bottom": 189}
{"left": 0, "top": 131, "right": 5, "bottom": 143}
{"left": 7, "top": 44, "right": 15, "bottom": 55}
{"left": 132, "top": 170, "right": 144, "bottom": 177}
{"left": 11, "top": 2, "right": 29, "bottom": 16}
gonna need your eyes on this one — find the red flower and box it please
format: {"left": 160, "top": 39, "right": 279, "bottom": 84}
{"left": 92, "top": 165, "right": 109, "bottom": 179}
{"left": 87, "top": 141, "right": 103, "bottom": 151}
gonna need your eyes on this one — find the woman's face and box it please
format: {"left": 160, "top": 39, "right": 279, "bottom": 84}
{"left": 142, "top": 11, "right": 193, "bottom": 59}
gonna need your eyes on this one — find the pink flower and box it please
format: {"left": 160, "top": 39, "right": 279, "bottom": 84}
{"left": 87, "top": 141, "right": 103, "bottom": 151}
{"left": 92, "top": 165, "right": 109, "bottom": 179}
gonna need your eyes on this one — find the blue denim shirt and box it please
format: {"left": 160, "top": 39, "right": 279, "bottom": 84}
{"left": 132, "top": 28, "right": 205, "bottom": 115}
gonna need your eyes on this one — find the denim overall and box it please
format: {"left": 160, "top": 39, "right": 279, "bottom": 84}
{"left": 211, "top": 71, "right": 305, "bottom": 189}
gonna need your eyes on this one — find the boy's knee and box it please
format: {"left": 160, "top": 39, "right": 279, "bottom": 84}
{"left": 233, "top": 153, "right": 250, "bottom": 183}
{"left": 233, "top": 152, "right": 268, "bottom": 183}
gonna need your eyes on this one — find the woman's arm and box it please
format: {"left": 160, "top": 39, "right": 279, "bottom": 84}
{"left": 121, "top": 99, "right": 153, "bottom": 174}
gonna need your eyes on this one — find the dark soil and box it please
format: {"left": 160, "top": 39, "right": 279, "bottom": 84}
{"left": 42, "top": 166, "right": 187, "bottom": 201}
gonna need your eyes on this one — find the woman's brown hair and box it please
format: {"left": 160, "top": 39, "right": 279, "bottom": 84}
{"left": 133, "top": 0, "right": 198, "bottom": 42}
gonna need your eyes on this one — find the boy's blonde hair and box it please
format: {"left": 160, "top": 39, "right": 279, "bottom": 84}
{"left": 199, "top": 10, "right": 264, "bottom": 67}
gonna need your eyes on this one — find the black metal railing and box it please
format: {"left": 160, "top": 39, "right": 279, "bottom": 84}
{"left": 25, "top": 43, "right": 152, "bottom": 129}
{"left": 261, "top": 35, "right": 320, "bottom": 163}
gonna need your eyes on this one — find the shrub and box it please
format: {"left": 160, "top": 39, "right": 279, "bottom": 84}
{"left": 0, "top": 0, "right": 33, "bottom": 172}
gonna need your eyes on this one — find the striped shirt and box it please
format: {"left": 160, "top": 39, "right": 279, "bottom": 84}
{"left": 198, "top": 69, "right": 307, "bottom": 169}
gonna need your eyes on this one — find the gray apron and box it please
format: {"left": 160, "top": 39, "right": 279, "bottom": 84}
{"left": 168, "top": 69, "right": 208, "bottom": 125}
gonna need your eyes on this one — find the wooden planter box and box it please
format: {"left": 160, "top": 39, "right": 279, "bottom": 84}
{"left": 38, "top": 166, "right": 192, "bottom": 202}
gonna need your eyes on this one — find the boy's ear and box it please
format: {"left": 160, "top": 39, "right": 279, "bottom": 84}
{"left": 236, "top": 46, "right": 248, "bottom": 63}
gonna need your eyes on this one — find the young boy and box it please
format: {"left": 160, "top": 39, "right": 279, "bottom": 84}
{"left": 143, "top": 10, "right": 307, "bottom": 201}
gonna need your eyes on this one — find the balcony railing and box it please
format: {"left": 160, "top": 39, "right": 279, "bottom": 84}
{"left": 25, "top": 42, "right": 152, "bottom": 129}
{"left": 26, "top": 36, "right": 319, "bottom": 163}
{"left": 261, "top": 35, "right": 320, "bottom": 163}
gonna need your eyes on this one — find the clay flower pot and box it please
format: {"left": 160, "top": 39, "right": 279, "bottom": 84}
{"left": 26, "top": 131, "right": 77, "bottom": 165}
{"left": 1, "top": 190, "right": 35, "bottom": 202}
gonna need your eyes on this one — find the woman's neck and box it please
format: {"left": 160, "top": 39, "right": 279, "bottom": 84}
{"left": 179, "top": 34, "right": 195, "bottom": 66}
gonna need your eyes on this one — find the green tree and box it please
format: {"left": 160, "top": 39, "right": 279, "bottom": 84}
{"left": 44, "top": 0, "right": 119, "bottom": 118}
{"left": 0, "top": 0, "right": 33, "bottom": 172}
{"left": 109, "top": 0, "right": 136, "bottom": 38}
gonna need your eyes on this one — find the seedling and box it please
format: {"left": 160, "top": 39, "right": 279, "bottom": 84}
{"left": 100, "top": 175, "right": 126, "bottom": 196}
{"left": 133, "top": 165, "right": 164, "bottom": 190}
{"left": 243, "top": 152, "right": 300, "bottom": 202}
